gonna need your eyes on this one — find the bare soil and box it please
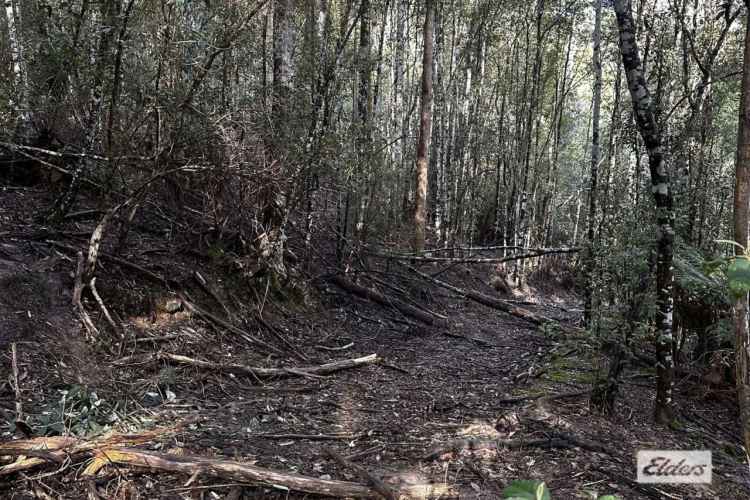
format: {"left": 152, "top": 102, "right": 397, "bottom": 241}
{"left": 1, "top": 186, "right": 748, "bottom": 499}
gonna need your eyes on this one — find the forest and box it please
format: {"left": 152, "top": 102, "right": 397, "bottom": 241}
{"left": 2, "top": 0, "right": 750, "bottom": 498}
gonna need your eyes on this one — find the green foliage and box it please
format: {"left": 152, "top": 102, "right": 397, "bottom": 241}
{"left": 673, "top": 243, "right": 729, "bottom": 306}
{"left": 36, "top": 385, "right": 116, "bottom": 437}
{"left": 502, "top": 480, "right": 618, "bottom": 500}
{"left": 502, "top": 481, "right": 551, "bottom": 500}
{"left": 727, "top": 255, "right": 750, "bottom": 299}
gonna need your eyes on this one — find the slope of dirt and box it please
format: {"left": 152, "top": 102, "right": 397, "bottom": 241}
{"left": 1, "top": 186, "right": 749, "bottom": 499}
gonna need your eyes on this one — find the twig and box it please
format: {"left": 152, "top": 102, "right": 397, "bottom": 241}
{"left": 89, "top": 277, "right": 123, "bottom": 341}
{"left": 253, "top": 433, "right": 358, "bottom": 441}
{"left": 193, "top": 271, "right": 233, "bottom": 319}
{"left": 316, "top": 342, "right": 355, "bottom": 351}
{"left": 11, "top": 343, "right": 22, "bottom": 425}
{"left": 179, "top": 295, "right": 282, "bottom": 355}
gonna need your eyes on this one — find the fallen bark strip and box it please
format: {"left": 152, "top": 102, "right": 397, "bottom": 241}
{"left": 424, "top": 431, "right": 613, "bottom": 461}
{"left": 114, "top": 352, "right": 379, "bottom": 380}
{"left": 407, "top": 265, "right": 560, "bottom": 327}
{"left": 0, "top": 425, "right": 184, "bottom": 476}
{"left": 330, "top": 276, "right": 438, "bottom": 325}
{"left": 81, "top": 447, "right": 457, "bottom": 498}
{"left": 324, "top": 447, "right": 397, "bottom": 500}
{"left": 369, "top": 247, "right": 580, "bottom": 264}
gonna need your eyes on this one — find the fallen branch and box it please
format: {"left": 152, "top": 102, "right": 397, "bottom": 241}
{"left": 115, "top": 352, "right": 379, "bottom": 380}
{"left": 324, "top": 447, "right": 397, "bottom": 500}
{"left": 0, "top": 425, "right": 184, "bottom": 476}
{"left": 252, "top": 433, "right": 358, "bottom": 441}
{"left": 407, "top": 265, "right": 564, "bottom": 327}
{"left": 81, "top": 447, "right": 456, "bottom": 498}
{"left": 10, "top": 343, "right": 23, "bottom": 431}
{"left": 330, "top": 275, "right": 438, "bottom": 326}
{"left": 178, "top": 295, "right": 282, "bottom": 355}
{"left": 369, "top": 247, "right": 580, "bottom": 264}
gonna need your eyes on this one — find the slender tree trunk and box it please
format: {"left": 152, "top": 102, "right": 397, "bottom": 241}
{"left": 4, "top": 0, "right": 29, "bottom": 136}
{"left": 733, "top": 1, "right": 750, "bottom": 457}
{"left": 50, "top": 0, "right": 117, "bottom": 219}
{"left": 413, "top": 0, "right": 435, "bottom": 252}
{"left": 614, "top": 0, "right": 675, "bottom": 424}
{"left": 584, "top": 0, "right": 602, "bottom": 327}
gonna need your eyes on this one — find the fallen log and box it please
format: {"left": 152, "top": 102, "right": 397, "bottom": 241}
{"left": 369, "top": 247, "right": 580, "bottom": 264}
{"left": 81, "top": 447, "right": 457, "bottom": 498}
{"left": 330, "top": 275, "right": 438, "bottom": 326}
{"left": 407, "top": 265, "right": 563, "bottom": 327}
{"left": 115, "top": 352, "right": 379, "bottom": 380}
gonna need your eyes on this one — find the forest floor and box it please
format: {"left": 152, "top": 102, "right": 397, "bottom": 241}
{"left": 1, "top": 186, "right": 749, "bottom": 499}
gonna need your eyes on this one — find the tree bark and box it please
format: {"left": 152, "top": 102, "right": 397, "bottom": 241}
{"left": 733, "top": 0, "right": 750, "bottom": 458}
{"left": 4, "top": 0, "right": 30, "bottom": 136}
{"left": 613, "top": 0, "right": 675, "bottom": 424}
{"left": 414, "top": 0, "right": 435, "bottom": 252}
{"left": 584, "top": 0, "right": 602, "bottom": 327}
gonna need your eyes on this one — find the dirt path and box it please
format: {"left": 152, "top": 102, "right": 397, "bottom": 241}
{"left": 0, "top": 188, "right": 748, "bottom": 499}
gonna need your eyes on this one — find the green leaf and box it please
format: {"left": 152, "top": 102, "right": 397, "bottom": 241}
{"left": 502, "top": 480, "right": 551, "bottom": 500}
{"left": 715, "top": 239, "right": 747, "bottom": 252}
{"left": 597, "top": 496, "right": 619, "bottom": 500}
{"left": 727, "top": 256, "right": 750, "bottom": 298}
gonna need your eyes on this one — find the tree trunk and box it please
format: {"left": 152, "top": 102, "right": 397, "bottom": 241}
{"left": 584, "top": 0, "right": 603, "bottom": 327}
{"left": 4, "top": 0, "right": 30, "bottom": 137}
{"left": 413, "top": 0, "right": 434, "bottom": 252}
{"left": 613, "top": 0, "right": 675, "bottom": 424}
{"left": 733, "top": 1, "right": 750, "bottom": 459}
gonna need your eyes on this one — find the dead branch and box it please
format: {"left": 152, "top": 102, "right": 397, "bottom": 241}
{"left": 178, "top": 296, "right": 283, "bottom": 355}
{"left": 253, "top": 433, "right": 358, "bottom": 441}
{"left": 79, "top": 447, "right": 456, "bottom": 498}
{"left": 324, "top": 447, "right": 397, "bottom": 500}
{"left": 193, "top": 271, "right": 233, "bottom": 319}
{"left": 330, "top": 275, "right": 439, "bottom": 326}
{"left": 369, "top": 247, "right": 580, "bottom": 264}
{"left": 253, "top": 310, "right": 310, "bottom": 362}
{"left": 115, "top": 352, "right": 379, "bottom": 380}
{"left": 89, "top": 277, "right": 123, "bottom": 341}
{"left": 0, "top": 425, "right": 185, "bottom": 477}
{"left": 10, "top": 343, "right": 23, "bottom": 428}
{"left": 407, "top": 265, "right": 564, "bottom": 327}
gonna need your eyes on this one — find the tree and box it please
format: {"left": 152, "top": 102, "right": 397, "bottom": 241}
{"left": 613, "top": 0, "right": 675, "bottom": 424}
{"left": 4, "top": 0, "right": 29, "bottom": 138}
{"left": 414, "top": 0, "right": 435, "bottom": 252}
{"left": 733, "top": 0, "right": 750, "bottom": 456}
{"left": 584, "top": 0, "right": 602, "bottom": 327}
